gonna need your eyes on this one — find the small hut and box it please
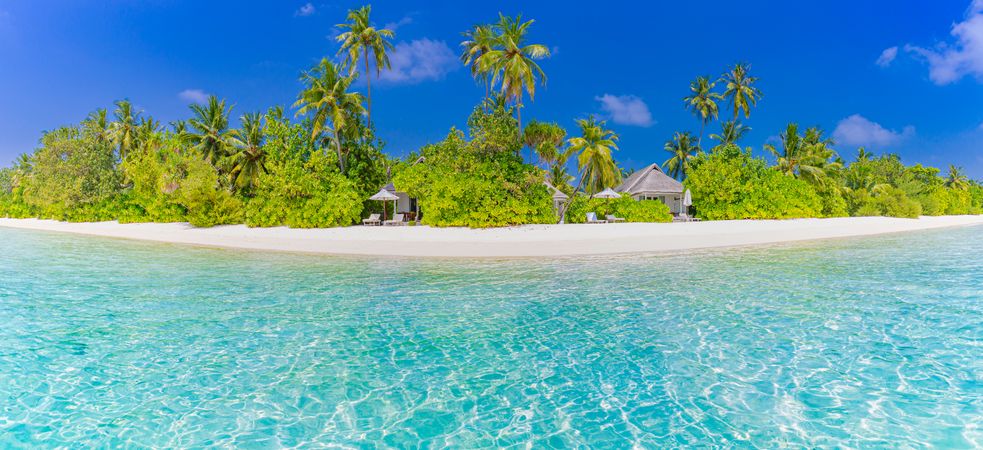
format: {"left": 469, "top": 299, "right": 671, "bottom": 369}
{"left": 544, "top": 182, "right": 569, "bottom": 217}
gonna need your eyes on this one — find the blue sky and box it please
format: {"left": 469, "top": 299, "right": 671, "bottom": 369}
{"left": 1, "top": 0, "right": 982, "bottom": 177}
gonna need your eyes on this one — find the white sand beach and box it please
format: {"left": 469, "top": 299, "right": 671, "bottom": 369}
{"left": 1, "top": 216, "right": 981, "bottom": 258}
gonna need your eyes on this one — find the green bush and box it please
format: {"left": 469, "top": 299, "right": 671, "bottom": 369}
{"left": 875, "top": 186, "right": 922, "bottom": 218}
{"left": 394, "top": 101, "right": 556, "bottom": 228}
{"left": 565, "top": 195, "right": 672, "bottom": 223}
{"left": 684, "top": 144, "right": 823, "bottom": 220}
{"left": 244, "top": 151, "right": 362, "bottom": 228}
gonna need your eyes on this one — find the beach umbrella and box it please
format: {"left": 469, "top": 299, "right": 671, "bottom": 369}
{"left": 369, "top": 189, "right": 399, "bottom": 221}
{"left": 683, "top": 189, "right": 692, "bottom": 216}
{"left": 594, "top": 188, "right": 621, "bottom": 199}
{"left": 593, "top": 188, "right": 621, "bottom": 217}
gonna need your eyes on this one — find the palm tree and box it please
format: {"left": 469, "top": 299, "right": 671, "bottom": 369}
{"left": 135, "top": 117, "right": 163, "bottom": 153}
{"left": 548, "top": 148, "right": 575, "bottom": 191}
{"left": 720, "top": 63, "right": 762, "bottom": 121}
{"left": 765, "top": 123, "right": 839, "bottom": 186}
{"left": 229, "top": 112, "right": 267, "bottom": 192}
{"left": 945, "top": 165, "right": 969, "bottom": 189}
{"left": 856, "top": 147, "right": 872, "bottom": 162}
{"left": 523, "top": 120, "right": 566, "bottom": 169}
{"left": 461, "top": 24, "right": 498, "bottom": 98}
{"left": 82, "top": 108, "right": 111, "bottom": 146}
{"left": 477, "top": 14, "right": 550, "bottom": 135}
{"left": 10, "top": 153, "right": 32, "bottom": 188}
{"left": 293, "top": 58, "right": 365, "bottom": 174}
{"left": 170, "top": 120, "right": 188, "bottom": 135}
{"left": 683, "top": 76, "right": 722, "bottom": 147}
{"left": 186, "top": 95, "right": 238, "bottom": 167}
{"left": 709, "top": 120, "right": 750, "bottom": 146}
{"left": 336, "top": 4, "right": 394, "bottom": 126}
{"left": 662, "top": 131, "right": 699, "bottom": 180}
{"left": 109, "top": 100, "right": 141, "bottom": 159}
{"left": 558, "top": 115, "right": 620, "bottom": 223}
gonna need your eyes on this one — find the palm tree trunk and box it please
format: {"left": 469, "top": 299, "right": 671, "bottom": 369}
{"left": 558, "top": 171, "right": 587, "bottom": 224}
{"left": 698, "top": 121, "right": 705, "bottom": 150}
{"left": 516, "top": 102, "right": 522, "bottom": 139}
{"left": 364, "top": 48, "right": 372, "bottom": 127}
{"left": 335, "top": 137, "right": 346, "bottom": 175}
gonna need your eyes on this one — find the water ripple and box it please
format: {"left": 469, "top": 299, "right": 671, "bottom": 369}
{"left": 0, "top": 226, "right": 981, "bottom": 447}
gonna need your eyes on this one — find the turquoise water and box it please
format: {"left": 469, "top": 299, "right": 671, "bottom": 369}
{"left": 1, "top": 226, "right": 981, "bottom": 448}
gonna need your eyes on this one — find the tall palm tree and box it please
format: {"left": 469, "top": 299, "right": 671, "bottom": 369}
{"left": 945, "top": 165, "right": 969, "bottom": 189}
{"left": 558, "top": 115, "right": 620, "bottom": 223}
{"left": 477, "top": 14, "right": 550, "bottom": 135}
{"left": 683, "top": 76, "right": 722, "bottom": 147}
{"left": 110, "top": 100, "right": 141, "bottom": 159}
{"left": 522, "top": 120, "right": 566, "bottom": 169}
{"left": 336, "top": 4, "right": 394, "bottom": 126}
{"left": 293, "top": 58, "right": 365, "bottom": 174}
{"left": 186, "top": 95, "right": 238, "bottom": 167}
{"left": 720, "top": 63, "right": 762, "bottom": 121}
{"left": 662, "top": 131, "right": 699, "bottom": 180}
{"left": 229, "top": 112, "right": 267, "bottom": 191}
{"left": 460, "top": 24, "right": 498, "bottom": 98}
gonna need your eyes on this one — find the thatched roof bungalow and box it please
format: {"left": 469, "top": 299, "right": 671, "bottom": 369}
{"left": 616, "top": 163, "right": 685, "bottom": 214}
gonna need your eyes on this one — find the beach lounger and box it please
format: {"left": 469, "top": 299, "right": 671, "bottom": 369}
{"left": 384, "top": 213, "right": 405, "bottom": 226}
{"left": 605, "top": 214, "right": 625, "bottom": 223}
{"left": 362, "top": 213, "right": 381, "bottom": 226}
{"left": 586, "top": 212, "right": 607, "bottom": 224}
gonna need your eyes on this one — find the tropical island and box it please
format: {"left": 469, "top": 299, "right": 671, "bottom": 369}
{"left": 1, "top": 6, "right": 981, "bottom": 255}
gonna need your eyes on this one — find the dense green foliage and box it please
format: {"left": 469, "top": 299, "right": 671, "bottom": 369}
{"left": 0, "top": 7, "right": 979, "bottom": 229}
{"left": 565, "top": 195, "right": 672, "bottom": 224}
{"left": 394, "top": 102, "right": 554, "bottom": 227}
{"left": 669, "top": 63, "right": 979, "bottom": 221}
{"left": 683, "top": 145, "right": 980, "bottom": 220}
{"left": 685, "top": 145, "right": 823, "bottom": 220}
{"left": 0, "top": 105, "right": 382, "bottom": 228}
{"left": 243, "top": 115, "right": 363, "bottom": 228}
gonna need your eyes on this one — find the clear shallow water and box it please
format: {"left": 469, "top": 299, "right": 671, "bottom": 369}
{"left": 1, "top": 227, "right": 981, "bottom": 448}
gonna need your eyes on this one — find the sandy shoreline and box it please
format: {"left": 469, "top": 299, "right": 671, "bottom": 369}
{"left": 1, "top": 216, "right": 982, "bottom": 258}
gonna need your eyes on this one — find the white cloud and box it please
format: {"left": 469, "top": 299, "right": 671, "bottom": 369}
{"left": 295, "top": 3, "right": 315, "bottom": 17}
{"left": 594, "top": 94, "right": 654, "bottom": 127}
{"left": 378, "top": 39, "right": 458, "bottom": 85}
{"left": 178, "top": 89, "right": 209, "bottom": 104}
{"left": 385, "top": 15, "right": 413, "bottom": 31}
{"left": 904, "top": 1, "right": 983, "bottom": 84}
{"left": 876, "top": 46, "right": 898, "bottom": 67}
{"left": 833, "top": 114, "right": 915, "bottom": 148}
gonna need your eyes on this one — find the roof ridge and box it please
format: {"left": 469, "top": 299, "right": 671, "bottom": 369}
{"left": 623, "top": 163, "right": 659, "bottom": 193}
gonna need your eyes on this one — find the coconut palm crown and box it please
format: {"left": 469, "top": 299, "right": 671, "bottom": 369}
{"left": 336, "top": 4, "right": 394, "bottom": 126}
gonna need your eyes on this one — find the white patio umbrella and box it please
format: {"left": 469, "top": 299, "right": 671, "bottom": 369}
{"left": 681, "top": 189, "right": 692, "bottom": 218}
{"left": 594, "top": 188, "right": 621, "bottom": 199}
{"left": 593, "top": 188, "right": 621, "bottom": 218}
{"left": 369, "top": 189, "right": 399, "bottom": 221}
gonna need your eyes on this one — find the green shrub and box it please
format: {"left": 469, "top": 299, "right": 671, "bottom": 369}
{"left": 244, "top": 151, "right": 362, "bottom": 228}
{"left": 685, "top": 144, "right": 823, "bottom": 220}
{"left": 565, "top": 195, "right": 672, "bottom": 223}
{"left": 875, "top": 186, "right": 922, "bottom": 218}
